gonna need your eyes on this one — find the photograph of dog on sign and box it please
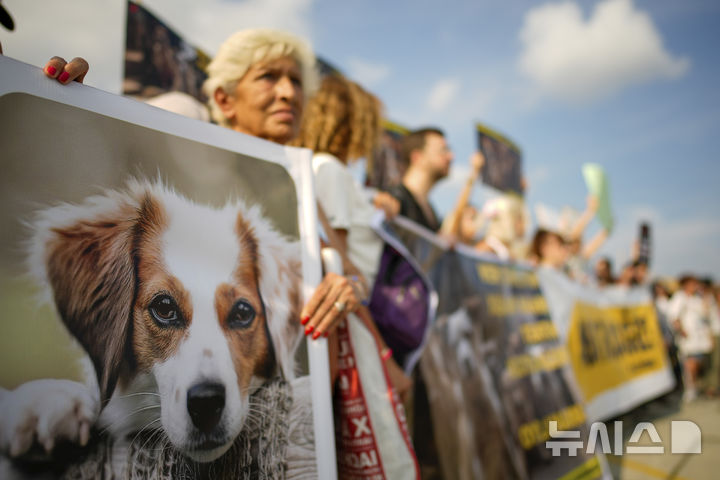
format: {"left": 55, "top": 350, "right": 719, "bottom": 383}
{"left": 0, "top": 94, "right": 316, "bottom": 479}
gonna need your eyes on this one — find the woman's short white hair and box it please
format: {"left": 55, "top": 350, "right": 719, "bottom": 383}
{"left": 203, "top": 28, "right": 319, "bottom": 127}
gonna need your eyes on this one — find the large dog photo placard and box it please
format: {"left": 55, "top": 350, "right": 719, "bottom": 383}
{"left": 0, "top": 55, "right": 332, "bottom": 479}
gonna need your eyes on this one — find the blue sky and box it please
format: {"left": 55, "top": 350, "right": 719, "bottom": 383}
{"left": 2, "top": 0, "right": 719, "bottom": 279}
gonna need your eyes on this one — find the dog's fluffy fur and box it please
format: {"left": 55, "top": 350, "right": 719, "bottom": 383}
{"left": 17, "top": 180, "right": 303, "bottom": 464}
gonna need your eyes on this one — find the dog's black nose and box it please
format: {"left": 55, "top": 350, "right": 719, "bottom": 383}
{"left": 187, "top": 382, "right": 225, "bottom": 434}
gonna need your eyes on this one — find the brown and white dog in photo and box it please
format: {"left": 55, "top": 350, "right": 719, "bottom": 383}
{"left": 0, "top": 180, "right": 304, "bottom": 471}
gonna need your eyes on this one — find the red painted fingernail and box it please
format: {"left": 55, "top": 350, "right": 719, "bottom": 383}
{"left": 47, "top": 66, "right": 57, "bottom": 76}
{"left": 312, "top": 330, "right": 321, "bottom": 340}
{"left": 305, "top": 325, "right": 314, "bottom": 335}
{"left": 58, "top": 71, "right": 70, "bottom": 83}
{"left": 323, "top": 331, "right": 329, "bottom": 338}
{"left": 301, "top": 316, "right": 310, "bottom": 325}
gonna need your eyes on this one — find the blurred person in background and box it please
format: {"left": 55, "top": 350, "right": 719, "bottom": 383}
{"left": 440, "top": 151, "right": 485, "bottom": 246}
{"left": 616, "top": 262, "right": 635, "bottom": 287}
{"left": 616, "top": 259, "right": 649, "bottom": 288}
{"left": 293, "top": 74, "right": 398, "bottom": 288}
{"left": 563, "top": 196, "right": 609, "bottom": 284}
{"left": 594, "top": 256, "right": 615, "bottom": 287}
{"left": 439, "top": 151, "right": 528, "bottom": 261}
{"left": 700, "top": 277, "right": 720, "bottom": 396}
{"left": 474, "top": 194, "right": 527, "bottom": 261}
{"left": 529, "top": 229, "right": 569, "bottom": 271}
{"left": 291, "top": 74, "right": 412, "bottom": 399}
{"left": 668, "top": 275, "right": 714, "bottom": 402}
{"left": 652, "top": 280, "right": 683, "bottom": 390}
{"left": 388, "top": 127, "right": 453, "bottom": 232}
{"left": 385, "top": 128, "right": 454, "bottom": 478}
{"left": 634, "top": 259, "right": 649, "bottom": 285}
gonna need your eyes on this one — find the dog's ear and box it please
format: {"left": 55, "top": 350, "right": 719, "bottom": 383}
{"left": 30, "top": 189, "right": 145, "bottom": 401}
{"left": 267, "top": 254, "right": 303, "bottom": 379}
{"left": 240, "top": 206, "right": 303, "bottom": 380}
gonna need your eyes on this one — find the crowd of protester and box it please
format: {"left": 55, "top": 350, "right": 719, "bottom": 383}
{"left": 4, "top": 22, "right": 718, "bottom": 478}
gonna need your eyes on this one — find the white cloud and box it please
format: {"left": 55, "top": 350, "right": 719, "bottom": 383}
{"left": 518, "top": 0, "right": 690, "bottom": 103}
{"left": 346, "top": 58, "right": 391, "bottom": 87}
{"left": 426, "top": 78, "right": 461, "bottom": 112}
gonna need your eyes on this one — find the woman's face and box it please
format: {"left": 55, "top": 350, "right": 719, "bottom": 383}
{"left": 221, "top": 55, "right": 304, "bottom": 144}
{"left": 542, "top": 234, "right": 568, "bottom": 268}
{"left": 595, "top": 259, "right": 609, "bottom": 279}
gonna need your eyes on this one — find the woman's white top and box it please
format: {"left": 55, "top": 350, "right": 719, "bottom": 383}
{"left": 312, "top": 153, "right": 384, "bottom": 286}
{"left": 667, "top": 290, "right": 714, "bottom": 355}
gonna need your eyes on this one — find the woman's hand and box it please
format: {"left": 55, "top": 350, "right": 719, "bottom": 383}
{"left": 301, "top": 272, "right": 361, "bottom": 340}
{"left": 384, "top": 355, "right": 413, "bottom": 403}
{"left": 373, "top": 191, "right": 400, "bottom": 219}
{"left": 470, "top": 151, "right": 485, "bottom": 177}
{"left": 43, "top": 56, "right": 89, "bottom": 84}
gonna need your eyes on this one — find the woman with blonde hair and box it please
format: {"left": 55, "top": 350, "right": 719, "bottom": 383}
{"left": 39, "top": 29, "right": 367, "bottom": 356}
{"left": 202, "top": 28, "right": 318, "bottom": 144}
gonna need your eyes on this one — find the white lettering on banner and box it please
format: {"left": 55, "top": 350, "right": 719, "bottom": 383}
{"left": 352, "top": 416, "right": 372, "bottom": 437}
{"left": 342, "top": 451, "right": 379, "bottom": 469}
{"left": 547, "top": 420, "right": 702, "bottom": 455}
{"left": 337, "top": 356, "right": 355, "bottom": 369}
{"left": 338, "top": 374, "right": 349, "bottom": 391}
{"left": 343, "top": 403, "right": 366, "bottom": 415}
{"left": 339, "top": 339, "right": 350, "bottom": 357}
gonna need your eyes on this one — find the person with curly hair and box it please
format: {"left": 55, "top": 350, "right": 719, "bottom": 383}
{"left": 292, "top": 75, "right": 412, "bottom": 401}
{"left": 293, "top": 74, "right": 399, "bottom": 289}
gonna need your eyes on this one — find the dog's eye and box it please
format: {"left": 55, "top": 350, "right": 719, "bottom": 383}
{"left": 149, "top": 294, "right": 182, "bottom": 327}
{"left": 228, "top": 299, "right": 256, "bottom": 329}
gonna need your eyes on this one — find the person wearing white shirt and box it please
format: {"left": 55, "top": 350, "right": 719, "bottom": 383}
{"left": 667, "top": 275, "right": 714, "bottom": 401}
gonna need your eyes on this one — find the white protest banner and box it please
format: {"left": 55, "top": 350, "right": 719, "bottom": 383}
{"left": 0, "top": 55, "right": 335, "bottom": 478}
{"left": 537, "top": 267, "right": 675, "bottom": 422}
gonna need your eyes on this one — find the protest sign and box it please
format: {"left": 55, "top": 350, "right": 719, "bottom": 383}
{"left": 382, "top": 218, "right": 607, "bottom": 480}
{"left": 476, "top": 122, "right": 524, "bottom": 196}
{"left": 124, "top": 0, "right": 210, "bottom": 101}
{"left": 581, "top": 163, "right": 614, "bottom": 233}
{"left": 637, "top": 222, "right": 652, "bottom": 266}
{"left": 366, "top": 120, "right": 409, "bottom": 191}
{"left": 0, "top": 55, "right": 334, "bottom": 478}
{"left": 537, "top": 268, "right": 675, "bottom": 421}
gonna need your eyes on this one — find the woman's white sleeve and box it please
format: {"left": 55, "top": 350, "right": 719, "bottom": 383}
{"left": 314, "top": 158, "right": 352, "bottom": 230}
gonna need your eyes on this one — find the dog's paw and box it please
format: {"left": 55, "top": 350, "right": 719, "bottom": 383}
{"left": 0, "top": 379, "right": 99, "bottom": 457}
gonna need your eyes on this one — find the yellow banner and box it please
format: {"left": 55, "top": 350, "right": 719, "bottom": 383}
{"left": 567, "top": 302, "right": 667, "bottom": 402}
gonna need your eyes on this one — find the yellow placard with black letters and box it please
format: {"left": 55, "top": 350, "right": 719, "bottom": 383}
{"left": 567, "top": 302, "right": 667, "bottom": 402}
